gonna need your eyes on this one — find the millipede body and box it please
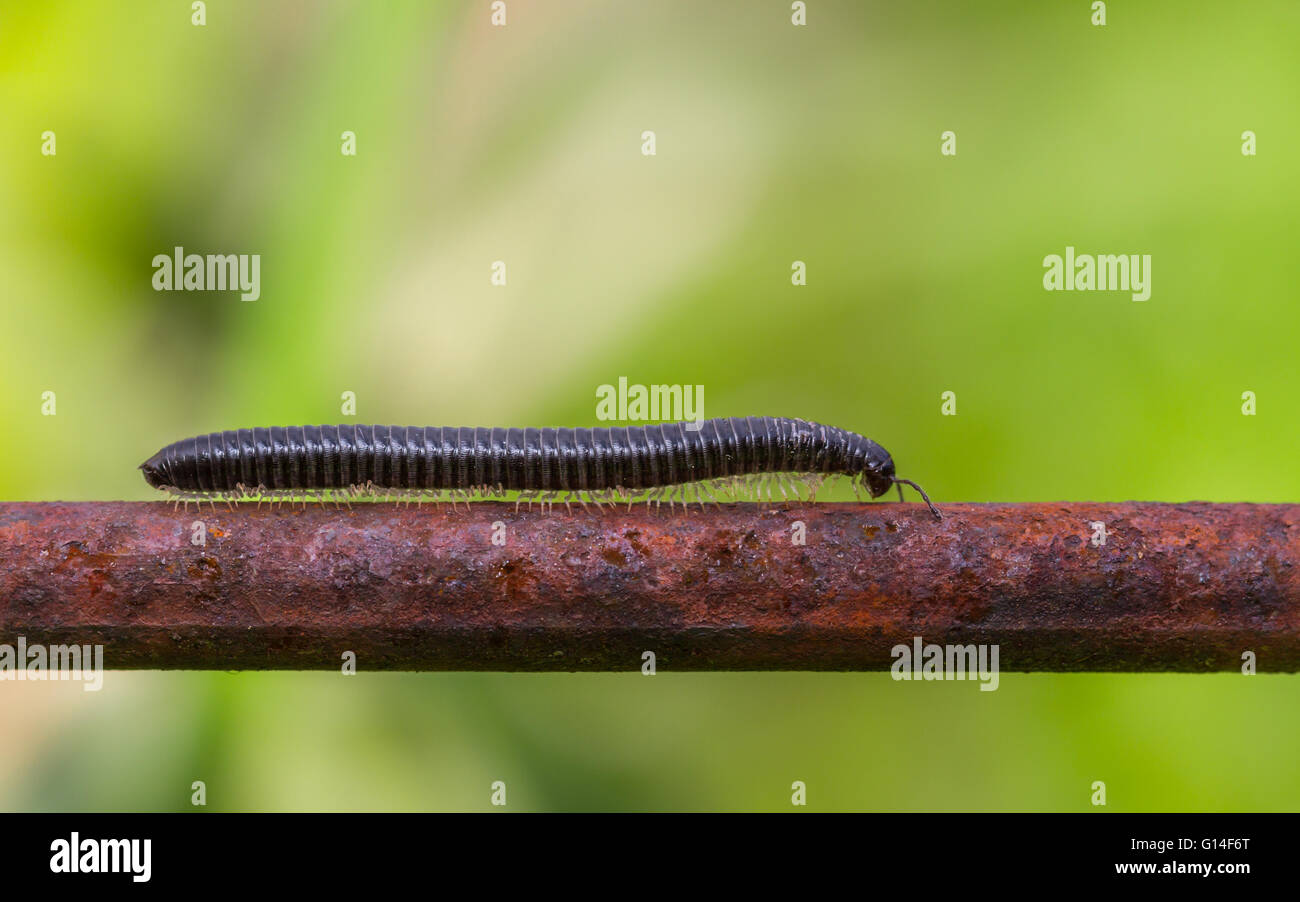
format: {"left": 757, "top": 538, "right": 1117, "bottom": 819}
{"left": 140, "top": 417, "right": 940, "bottom": 516}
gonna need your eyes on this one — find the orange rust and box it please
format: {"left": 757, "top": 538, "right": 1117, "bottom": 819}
{"left": 0, "top": 501, "right": 1297, "bottom": 671}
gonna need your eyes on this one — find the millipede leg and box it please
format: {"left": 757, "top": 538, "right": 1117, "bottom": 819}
{"left": 700, "top": 481, "right": 722, "bottom": 510}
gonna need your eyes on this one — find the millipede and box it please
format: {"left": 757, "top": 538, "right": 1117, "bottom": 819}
{"left": 140, "top": 417, "right": 941, "bottom": 518}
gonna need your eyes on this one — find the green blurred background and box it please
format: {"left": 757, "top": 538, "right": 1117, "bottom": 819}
{"left": 1, "top": 0, "right": 1298, "bottom": 811}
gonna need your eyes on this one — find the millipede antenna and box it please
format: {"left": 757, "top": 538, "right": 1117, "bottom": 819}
{"left": 893, "top": 477, "right": 942, "bottom": 520}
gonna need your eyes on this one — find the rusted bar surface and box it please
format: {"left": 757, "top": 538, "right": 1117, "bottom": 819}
{"left": 0, "top": 501, "right": 1297, "bottom": 672}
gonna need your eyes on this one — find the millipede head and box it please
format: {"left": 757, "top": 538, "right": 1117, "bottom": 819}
{"left": 139, "top": 451, "right": 175, "bottom": 491}
{"left": 852, "top": 445, "right": 896, "bottom": 499}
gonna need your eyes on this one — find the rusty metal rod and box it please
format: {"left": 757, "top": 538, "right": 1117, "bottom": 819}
{"left": 0, "top": 501, "right": 1297, "bottom": 672}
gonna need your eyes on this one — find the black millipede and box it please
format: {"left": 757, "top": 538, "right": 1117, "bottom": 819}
{"left": 139, "top": 417, "right": 941, "bottom": 518}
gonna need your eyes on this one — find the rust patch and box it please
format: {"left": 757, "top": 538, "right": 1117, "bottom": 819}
{"left": 0, "top": 501, "right": 1295, "bottom": 671}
